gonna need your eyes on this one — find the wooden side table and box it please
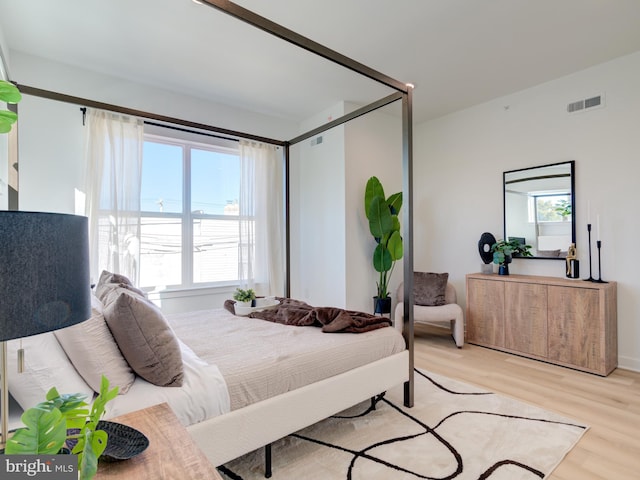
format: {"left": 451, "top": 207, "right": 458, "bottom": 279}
{"left": 95, "top": 402, "right": 223, "bottom": 479}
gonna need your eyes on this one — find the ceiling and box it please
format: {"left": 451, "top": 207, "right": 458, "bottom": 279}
{"left": 1, "top": 0, "right": 640, "bottom": 125}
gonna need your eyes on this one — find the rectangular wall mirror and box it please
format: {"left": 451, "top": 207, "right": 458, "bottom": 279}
{"left": 503, "top": 160, "right": 575, "bottom": 259}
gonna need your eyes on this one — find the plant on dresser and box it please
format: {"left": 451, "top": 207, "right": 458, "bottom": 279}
{"left": 490, "top": 239, "right": 532, "bottom": 275}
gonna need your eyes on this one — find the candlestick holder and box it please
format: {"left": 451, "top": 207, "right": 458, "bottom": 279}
{"left": 583, "top": 223, "right": 595, "bottom": 281}
{"left": 594, "top": 240, "right": 608, "bottom": 283}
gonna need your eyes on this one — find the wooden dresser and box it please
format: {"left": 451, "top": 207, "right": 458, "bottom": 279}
{"left": 465, "top": 273, "right": 617, "bottom": 376}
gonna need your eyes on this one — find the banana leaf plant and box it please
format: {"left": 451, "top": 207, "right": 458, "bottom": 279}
{"left": 364, "top": 176, "right": 403, "bottom": 305}
{"left": 5, "top": 375, "right": 118, "bottom": 480}
{"left": 0, "top": 80, "right": 21, "bottom": 133}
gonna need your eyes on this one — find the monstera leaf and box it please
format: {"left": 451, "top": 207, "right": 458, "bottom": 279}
{"left": 75, "top": 426, "right": 108, "bottom": 480}
{"left": 4, "top": 376, "right": 118, "bottom": 480}
{"left": 5, "top": 406, "right": 67, "bottom": 455}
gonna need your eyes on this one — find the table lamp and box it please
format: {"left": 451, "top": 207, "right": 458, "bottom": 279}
{"left": 0, "top": 211, "right": 91, "bottom": 448}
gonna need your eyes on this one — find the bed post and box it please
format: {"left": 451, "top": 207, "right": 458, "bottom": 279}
{"left": 402, "top": 86, "right": 414, "bottom": 408}
{"left": 284, "top": 143, "right": 291, "bottom": 298}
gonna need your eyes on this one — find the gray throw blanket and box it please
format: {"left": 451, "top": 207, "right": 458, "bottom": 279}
{"left": 224, "top": 297, "right": 391, "bottom": 333}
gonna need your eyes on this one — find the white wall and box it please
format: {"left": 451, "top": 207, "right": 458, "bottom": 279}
{"left": 10, "top": 52, "right": 297, "bottom": 142}
{"left": 415, "top": 51, "right": 640, "bottom": 371}
{"left": 18, "top": 95, "right": 85, "bottom": 213}
{"left": 290, "top": 102, "right": 347, "bottom": 307}
{"left": 344, "top": 103, "right": 403, "bottom": 314}
{"left": 290, "top": 101, "right": 403, "bottom": 313}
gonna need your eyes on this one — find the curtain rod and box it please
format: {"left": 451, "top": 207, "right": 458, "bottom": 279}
{"left": 80, "top": 108, "right": 241, "bottom": 143}
{"left": 145, "top": 120, "right": 241, "bottom": 143}
{"left": 18, "top": 84, "right": 286, "bottom": 147}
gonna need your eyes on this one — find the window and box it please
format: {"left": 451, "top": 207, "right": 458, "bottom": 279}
{"left": 139, "top": 134, "right": 241, "bottom": 289}
{"left": 528, "top": 194, "right": 571, "bottom": 223}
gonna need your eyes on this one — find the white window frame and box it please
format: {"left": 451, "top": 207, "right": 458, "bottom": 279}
{"left": 140, "top": 132, "right": 241, "bottom": 290}
{"left": 528, "top": 192, "right": 571, "bottom": 224}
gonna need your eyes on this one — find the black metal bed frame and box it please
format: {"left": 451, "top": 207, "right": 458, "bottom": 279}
{"left": 13, "top": 0, "right": 415, "bottom": 408}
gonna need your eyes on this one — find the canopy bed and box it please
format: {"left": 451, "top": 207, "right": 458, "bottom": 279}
{"left": 5, "top": 0, "right": 416, "bottom": 469}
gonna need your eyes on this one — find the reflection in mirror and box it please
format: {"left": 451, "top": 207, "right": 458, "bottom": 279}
{"left": 504, "top": 161, "right": 575, "bottom": 259}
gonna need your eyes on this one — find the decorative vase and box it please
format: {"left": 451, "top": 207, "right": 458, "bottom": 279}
{"left": 480, "top": 263, "right": 493, "bottom": 274}
{"left": 498, "top": 253, "right": 512, "bottom": 275}
{"left": 373, "top": 296, "right": 392, "bottom": 315}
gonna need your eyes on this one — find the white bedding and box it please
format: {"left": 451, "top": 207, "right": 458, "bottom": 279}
{"left": 103, "top": 307, "right": 405, "bottom": 429}
{"left": 103, "top": 340, "right": 230, "bottom": 426}
{"left": 168, "top": 308, "right": 406, "bottom": 411}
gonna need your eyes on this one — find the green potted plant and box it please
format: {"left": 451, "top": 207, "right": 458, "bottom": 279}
{"left": 0, "top": 79, "right": 21, "bottom": 133}
{"left": 4, "top": 375, "right": 118, "bottom": 480}
{"left": 491, "top": 239, "right": 532, "bottom": 275}
{"left": 364, "top": 176, "right": 403, "bottom": 314}
{"left": 233, "top": 287, "right": 256, "bottom": 306}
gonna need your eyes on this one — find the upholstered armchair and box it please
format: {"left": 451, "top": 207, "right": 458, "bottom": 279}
{"left": 394, "top": 273, "right": 464, "bottom": 348}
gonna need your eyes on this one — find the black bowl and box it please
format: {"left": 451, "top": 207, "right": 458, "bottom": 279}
{"left": 97, "top": 420, "right": 149, "bottom": 462}
{"left": 67, "top": 421, "right": 149, "bottom": 462}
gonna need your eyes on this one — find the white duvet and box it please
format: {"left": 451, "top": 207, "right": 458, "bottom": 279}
{"left": 103, "top": 340, "right": 231, "bottom": 426}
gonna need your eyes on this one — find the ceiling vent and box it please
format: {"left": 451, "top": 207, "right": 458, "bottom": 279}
{"left": 310, "top": 135, "right": 323, "bottom": 146}
{"left": 567, "top": 94, "right": 604, "bottom": 113}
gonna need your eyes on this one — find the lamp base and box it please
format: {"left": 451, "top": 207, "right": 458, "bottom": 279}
{"left": 1, "top": 341, "right": 8, "bottom": 450}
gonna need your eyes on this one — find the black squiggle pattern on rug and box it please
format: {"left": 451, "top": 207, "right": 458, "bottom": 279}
{"left": 333, "top": 392, "right": 386, "bottom": 419}
{"left": 414, "top": 369, "right": 494, "bottom": 396}
{"left": 220, "top": 369, "right": 587, "bottom": 479}
{"left": 217, "top": 465, "right": 243, "bottom": 480}
{"left": 478, "top": 460, "right": 543, "bottom": 479}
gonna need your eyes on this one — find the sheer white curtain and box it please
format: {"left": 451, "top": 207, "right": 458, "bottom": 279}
{"left": 238, "top": 140, "right": 284, "bottom": 295}
{"left": 84, "top": 109, "right": 144, "bottom": 284}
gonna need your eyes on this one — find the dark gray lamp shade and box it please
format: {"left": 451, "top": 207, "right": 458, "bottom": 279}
{"left": 0, "top": 211, "right": 91, "bottom": 342}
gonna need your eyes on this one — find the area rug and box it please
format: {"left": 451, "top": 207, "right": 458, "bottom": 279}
{"left": 218, "top": 369, "right": 588, "bottom": 479}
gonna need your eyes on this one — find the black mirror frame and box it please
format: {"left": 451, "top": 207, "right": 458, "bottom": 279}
{"left": 503, "top": 160, "right": 575, "bottom": 260}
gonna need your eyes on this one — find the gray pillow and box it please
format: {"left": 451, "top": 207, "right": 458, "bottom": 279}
{"left": 413, "top": 272, "right": 449, "bottom": 306}
{"left": 103, "top": 288, "right": 184, "bottom": 387}
{"left": 95, "top": 270, "right": 147, "bottom": 304}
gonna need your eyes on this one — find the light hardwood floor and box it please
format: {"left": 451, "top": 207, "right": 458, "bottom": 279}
{"left": 413, "top": 325, "right": 640, "bottom": 480}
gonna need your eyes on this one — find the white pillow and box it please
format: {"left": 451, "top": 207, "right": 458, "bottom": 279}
{"left": 7, "top": 332, "right": 94, "bottom": 411}
{"left": 55, "top": 295, "right": 135, "bottom": 394}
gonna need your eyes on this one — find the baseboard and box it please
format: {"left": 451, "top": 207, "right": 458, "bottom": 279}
{"left": 617, "top": 355, "right": 640, "bottom": 373}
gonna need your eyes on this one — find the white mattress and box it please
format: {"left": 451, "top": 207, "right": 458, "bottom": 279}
{"left": 167, "top": 308, "right": 406, "bottom": 411}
